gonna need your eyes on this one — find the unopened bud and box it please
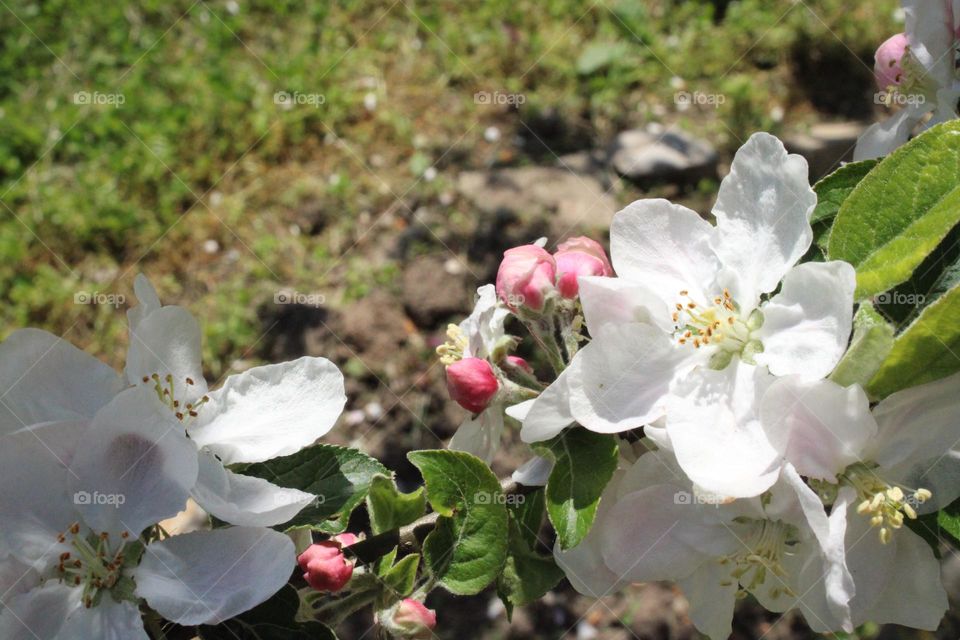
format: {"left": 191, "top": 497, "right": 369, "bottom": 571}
{"left": 874, "top": 33, "right": 908, "bottom": 91}
{"left": 390, "top": 598, "right": 437, "bottom": 639}
{"left": 446, "top": 358, "right": 499, "bottom": 414}
{"left": 297, "top": 540, "right": 353, "bottom": 592}
{"left": 505, "top": 355, "right": 533, "bottom": 374}
{"left": 553, "top": 236, "right": 613, "bottom": 298}
{"left": 496, "top": 244, "right": 556, "bottom": 311}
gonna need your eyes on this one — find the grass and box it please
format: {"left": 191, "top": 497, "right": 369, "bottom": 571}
{"left": 0, "top": 0, "right": 898, "bottom": 377}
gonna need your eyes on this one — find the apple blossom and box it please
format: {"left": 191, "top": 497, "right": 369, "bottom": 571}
{"left": 855, "top": 1, "right": 960, "bottom": 159}
{"left": 496, "top": 244, "right": 557, "bottom": 311}
{"left": 0, "top": 392, "right": 295, "bottom": 638}
{"left": 557, "top": 441, "right": 855, "bottom": 639}
{"left": 445, "top": 357, "right": 500, "bottom": 414}
{"left": 553, "top": 236, "right": 613, "bottom": 298}
{"left": 516, "top": 133, "right": 854, "bottom": 498}
{"left": 124, "top": 275, "right": 346, "bottom": 528}
{"left": 758, "top": 373, "right": 960, "bottom": 629}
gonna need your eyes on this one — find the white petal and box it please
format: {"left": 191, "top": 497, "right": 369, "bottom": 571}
{"left": 135, "top": 527, "right": 295, "bottom": 625}
{"left": 504, "top": 399, "right": 534, "bottom": 422}
{"left": 192, "top": 450, "right": 315, "bottom": 527}
{"left": 609, "top": 199, "right": 719, "bottom": 305}
{"left": 780, "top": 465, "right": 853, "bottom": 628}
{"left": 511, "top": 456, "right": 553, "bottom": 487}
{"left": 759, "top": 377, "right": 876, "bottom": 482}
{"left": 600, "top": 485, "right": 718, "bottom": 582}
{"left": 125, "top": 306, "right": 208, "bottom": 403}
{"left": 841, "top": 496, "right": 896, "bottom": 624}
{"left": 666, "top": 362, "right": 781, "bottom": 498}
{"left": 56, "top": 596, "right": 148, "bottom": 640}
{"left": 0, "top": 582, "right": 74, "bottom": 640}
{"left": 68, "top": 387, "right": 199, "bottom": 538}
{"left": 127, "top": 273, "right": 162, "bottom": 332}
{"left": 0, "top": 427, "right": 76, "bottom": 563}
{"left": 518, "top": 372, "right": 574, "bottom": 443}
{"left": 568, "top": 323, "right": 693, "bottom": 434}
{"left": 448, "top": 408, "right": 503, "bottom": 465}
{"left": 755, "top": 261, "right": 856, "bottom": 379}
{"left": 853, "top": 108, "right": 923, "bottom": 161}
{"left": 856, "top": 528, "right": 947, "bottom": 629}
{"left": 676, "top": 562, "right": 738, "bottom": 640}
{"left": 869, "top": 371, "right": 960, "bottom": 473}
{"left": 577, "top": 276, "right": 673, "bottom": 333}
{"left": 460, "top": 284, "right": 509, "bottom": 359}
{"left": 712, "top": 132, "right": 815, "bottom": 307}
{"left": 0, "top": 329, "right": 123, "bottom": 436}
{"left": 188, "top": 357, "right": 346, "bottom": 464}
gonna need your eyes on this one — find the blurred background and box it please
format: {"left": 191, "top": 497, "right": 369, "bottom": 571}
{"left": 5, "top": 1, "right": 956, "bottom": 638}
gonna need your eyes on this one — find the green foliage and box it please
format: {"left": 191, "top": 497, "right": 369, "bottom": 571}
{"left": 827, "top": 122, "right": 960, "bottom": 299}
{"left": 237, "top": 444, "right": 388, "bottom": 533}
{"left": 829, "top": 302, "right": 894, "bottom": 391}
{"left": 867, "top": 285, "right": 960, "bottom": 398}
{"left": 810, "top": 159, "right": 878, "bottom": 256}
{"left": 199, "top": 585, "right": 338, "bottom": 640}
{"left": 379, "top": 553, "right": 421, "bottom": 600}
{"left": 535, "top": 429, "right": 619, "bottom": 550}
{"left": 366, "top": 475, "right": 427, "bottom": 535}
{"left": 407, "top": 450, "right": 509, "bottom": 595}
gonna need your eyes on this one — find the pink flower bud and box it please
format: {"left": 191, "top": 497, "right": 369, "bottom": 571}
{"left": 333, "top": 532, "right": 359, "bottom": 547}
{"left": 446, "top": 358, "right": 499, "bottom": 414}
{"left": 297, "top": 541, "right": 353, "bottom": 592}
{"left": 874, "top": 33, "right": 908, "bottom": 91}
{"left": 553, "top": 236, "right": 613, "bottom": 299}
{"left": 392, "top": 598, "right": 437, "bottom": 639}
{"left": 496, "top": 244, "right": 557, "bottom": 311}
{"left": 506, "top": 355, "right": 533, "bottom": 374}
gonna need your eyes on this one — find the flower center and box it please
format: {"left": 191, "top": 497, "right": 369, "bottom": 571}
{"left": 720, "top": 518, "right": 799, "bottom": 599}
{"left": 436, "top": 324, "right": 468, "bottom": 365}
{"left": 55, "top": 524, "right": 135, "bottom": 608}
{"left": 840, "top": 463, "right": 931, "bottom": 544}
{"left": 672, "top": 289, "right": 763, "bottom": 368}
{"left": 142, "top": 372, "right": 209, "bottom": 422}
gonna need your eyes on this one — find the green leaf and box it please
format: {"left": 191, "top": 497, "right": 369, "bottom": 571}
{"left": 198, "top": 585, "right": 338, "bottom": 640}
{"left": 510, "top": 488, "right": 546, "bottom": 550}
{"left": 867, "top": 284, "right": 960, "bottom": 398}
{"left": 828, "top": 302, "right": 895, "bottom": 390}
{"left": 827, "top": 121, "right": 960, "bottom": 299}
{"left": 576, "top": 42, "right": 630, "bottom": 75}
{"left": 407, "top": 450, "right": 509, "bottom": 595}
{"left": 535, "top": 429, "right": 619, "bottom": 550}
{"left": 237, "top": 444, "right": 388, "bottom": 533}
{"left": 380, "top": 553, "right": 420, "bottom": 598}
{"left": 366, "top": 475, "right": 427, "bottom": 535}
{"left": 811, "top": 159, "right": 879, "bottom": 226}
{"left": 496, "top": 514, "right": 564, "bottom": 618}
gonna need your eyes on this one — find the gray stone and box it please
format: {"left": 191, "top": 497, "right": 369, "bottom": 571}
{"left": 784, "top": 121, "right": 867, "bottom": 180}
{"left": 610, "top": 126, "right": 718, "bottom": 183}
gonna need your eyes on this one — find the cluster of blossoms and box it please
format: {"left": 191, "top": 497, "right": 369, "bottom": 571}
{"left": 442, "top": 132, "right": 960, "bottom": 637}
{"left": 0, "top": 277, "right": 356, "bottom": 637}
{"left": 856, "top": 0, "right": 960, "bottom": 159}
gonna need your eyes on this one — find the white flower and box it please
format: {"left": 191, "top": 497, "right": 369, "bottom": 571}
{"left": 557, "top": 442, "right": 855, "bottom": 639}
{"left": 442, "top": 285, "right": 510, "bottom": 463}
{"left": 0, "top": 391, "right": 295, "bottom": 638}
{"left": 518, "top": 133, "right": 855, "bottom": 497}
{"left": 759, "top": 373, "right": 959, "bottom": 629}
{"left": 125, "top": 275, "right": 346, "bottom": 527}
{"left": 855, "top": 0, "right": 960, "bottom": 160}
